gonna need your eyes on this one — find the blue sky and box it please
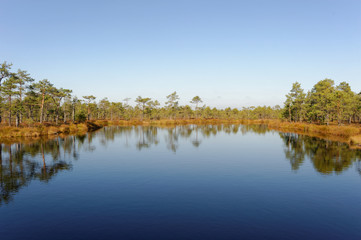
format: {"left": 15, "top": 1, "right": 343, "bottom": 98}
{"left": 1, "top": 0, "right": 360, "bottom": 108}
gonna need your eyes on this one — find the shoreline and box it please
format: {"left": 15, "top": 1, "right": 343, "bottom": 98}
{"left": 0, "top": 121, "right": 102, "bottom": 139}
{"left": 1, "top": 119, "right": 361, "bottom": 147}
{"left": 241, "top": 119, "right": 361, "bottom": 148}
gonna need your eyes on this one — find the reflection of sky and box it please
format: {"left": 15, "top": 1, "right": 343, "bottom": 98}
{"left": 1, "top": 126, "right": 361, "bottom": 239}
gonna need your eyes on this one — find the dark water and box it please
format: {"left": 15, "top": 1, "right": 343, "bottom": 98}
{"left": 1, "top": 125, "right": 361, "bottom": 240}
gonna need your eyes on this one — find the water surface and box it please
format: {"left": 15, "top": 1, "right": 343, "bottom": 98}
{"left": 1, "top": 125, "right": 361, "bottom": 239}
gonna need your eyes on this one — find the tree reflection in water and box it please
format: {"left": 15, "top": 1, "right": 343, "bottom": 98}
{"left": 87, "top": 124, "right": 273, "bottom": 154}
{"left": 1, "top": 125, "right": 361, "bottom": 205}
{"left": 0, "top": 135, "right": 88, "bottom": 205}
{"left": 280, "top": 132, "right": 361, "bottom": 175}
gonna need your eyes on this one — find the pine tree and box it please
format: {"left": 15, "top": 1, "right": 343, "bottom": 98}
{"left": 284, "top": 82, "right": 306, "bottom": 122}
{"left": 32, "top": 79, "right": 54, "bottom": 123}
{"left": 308, "top": 79, "right": 335, "bottom": 125}
{"left": 1, "top": 75, "right": 18, "bottom": 126}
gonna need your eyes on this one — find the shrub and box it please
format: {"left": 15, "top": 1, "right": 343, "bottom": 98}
{"left": 75, "top": 111, "right": 87, "bottom": 122}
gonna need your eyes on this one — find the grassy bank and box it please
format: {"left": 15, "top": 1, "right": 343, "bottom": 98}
{"left": 239, "top": 119, "right": 361, "bottom": 147}
{"left": 0, "top": 122, "right": 102, "bottom": 139}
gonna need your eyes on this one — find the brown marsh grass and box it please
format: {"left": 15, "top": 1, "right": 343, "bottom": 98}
{"left": 0, "top": 123, "right": 94, "bottom": 139}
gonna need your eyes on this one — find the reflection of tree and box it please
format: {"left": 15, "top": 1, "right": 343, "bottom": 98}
{"left": 191, "top": 125, "right": 201, "bottom": 148}
{"left": 135, "top": 126, "right": 159, "bottom": 151}
{"left": 192, "top": 134, "right": 201, "bottom": 148}
{"left": 279, "top": 133, "right": 361, "bottom": 174}
{"left": 86, "top": 133, "right": 96, "bottom": 152}
{"left": 0, "top": 135, "right": 89, "bottom": 205}
{"left": 95, "top": 124, "right": 274, "bottom": 153}
{"left": 165, "top": 127, "right": 179, "bottom": 153}
{"left": 36, "top": 142, "right": 72, "bottom": 182}
{"left": 3, "top": 125, "right": 361, "bottom": 204}
{"left": 308, "top": 140, "right": 359, "bottom": 174}
{"left": 280, "top": 133, "right": 305, "bottom": 171}
{"left": 223, "top": 125, "right": 232, "bottom": 134}
{"left": 357, "top": 160, "right": 361, "bottom": 176}
{"left": 239, "top": 124, "right": 270, "bottom": 135}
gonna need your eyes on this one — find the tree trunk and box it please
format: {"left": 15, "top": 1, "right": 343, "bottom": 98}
{"left": 16, "top": 113, "right": 19, "bottom": 127}
{"left": 326, "top": 113, "right": 329, "bottom": 126}
{"left": 288, "top": 106, "right": 291, "bottom": 122}
{"left": 19, "top": 83, "right": 23, "bottom": 124}
{"left": 63, "top": 104, "right": 66, "bottom": 123}
{"left": 196, "top": 103, "right": 198, "bottom": 118}
{"left": 29, "top": 108, "right": 34, "bottom": 121}
{"left": 87, "top": 106, "right": 90, "bottom": 121}
{"left": 141, "top": 104, "right": 145, "bottom": 121}
{"left": 72, "top": 105, "right": 75, "bottom": 122}
{"left": 56, "top": 106, "right": 59, "bottom": 125}
{"left": 8, "top": 95, "right": 11, "bottom": 126}
{"left": 40, "top": 93, "right": 45, "bottom": 123}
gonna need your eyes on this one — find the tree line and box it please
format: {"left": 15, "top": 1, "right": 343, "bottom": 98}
{"left": 1, "top": 61, "right": 360, "bottom": 126}
{"left": 0, "top": 61, "right": 281, "bottom": 126}
{"left": 283, "top": 79, "right": 361, "bottom": 125}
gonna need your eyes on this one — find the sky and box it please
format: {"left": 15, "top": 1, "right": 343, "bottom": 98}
{"left": 1, "top": 0, "right": 360, "bottom": 108}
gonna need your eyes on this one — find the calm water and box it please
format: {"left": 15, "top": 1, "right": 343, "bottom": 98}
{"left": 1, "top": 125, "right": 361, "bottom": 240}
